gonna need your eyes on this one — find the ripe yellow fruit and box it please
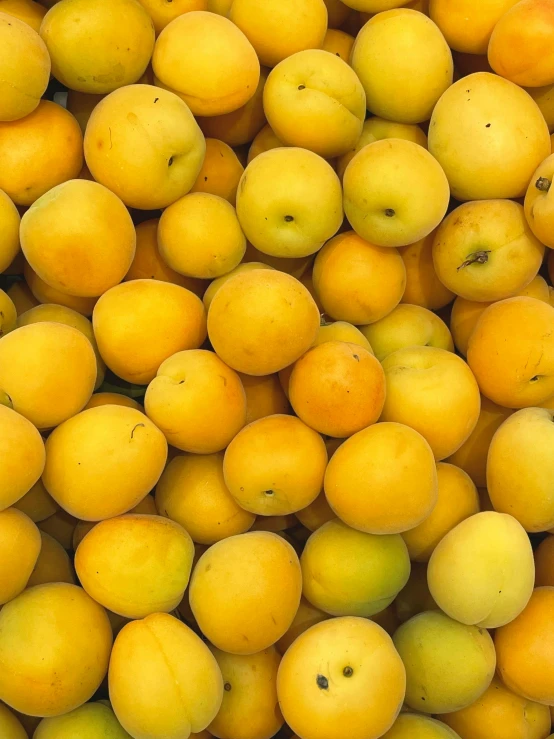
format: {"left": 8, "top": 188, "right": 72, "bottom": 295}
{"left": 23, "top": 263, "right": 98, "bottom": 317}
{"left": 137, "top": 0, "right": 206, "bottom": 34}
{"left": 153, "top": 11, "right": 260, "bottom": 116}
{"left": 398, "top": 230, "right": 454, "bottom": 310}
{"left": 43, "top": 406, "right": 168, "bottom": 521}
{"left": 247, "top": 124, "right": 284, "bottom": 162}
{"left": 33, "top": 702, "right": 132, "bottom": 739}
{"left": 0, "top": 703, "right": 27, "bottom": 739}
{"left": 343, "top": 139, "right": 450, "bottom": 247}
{"left": 190, "top": 138, "right": 244, "bottom": 204}
{"left": 26, "top": 531, "right": 75, "bottom": 588}
{"left": 239, "top": 372, "right": 290, "bottom": 423}
{"left": 85, "top": 84, "right": 206, "bottom": 210}
{"left": 0, "top": 322, "right": 96, "bottom": 429}
{"left": 263, "top": 49, "right": 365, "bottom": 158}
{"left": 383, "top": 714, "right": 462, "bottom": 739}
{"left": 429, "top": 0, "right": 518, "bottom": 55}
{"left": 236, "top": 148, "right": 342, "bottom": 258}
{"left": 202, "top": 262, "right": 273, "bottom": 311}
{"left": 525, "top": 153, "right": 554, "bottom": 249}
{"left": 0, "top": 508, "right": 41, "bottom": 604}
{"left": 276, "top": 597, "right": 329, "bottom": 654}
{"left": 0, "top": 0, "right": 46, "bottom": 33}
{"left": 0, "top": 13, "right": 50, "bottom": 122}
{"left": 277, "top": 617, "right": 406, "bottom": 739}
{"left": 322, "top": 28, "right": 355, "bottom": 61}
{"left": 189, "top": 531, "right": 302, "bottom": 654}
{"left": 109, "top": 613, "right": 223, "bottom": 739}
{"left": 207, "top": 269, "right": 320, "bottom": 375}
{"left": 12, "top": 479, "right": 58, "bottom": 523}
{"left": 145, "top": 349, "right": 247, "bottom": 453}
{"left": 40, "top": 0, "right": 155, "bottom": 94}
{"left": 429, "top": 72, "right": 550, "bottom": 200}
{"left": 0, "top": 189, "right": 20, "bottom": 272}
{"left": 0, "top": 289, "right": 16, "bottom": 337}
{"left": 0, "top": 583, "right": 113, "bottom": 717}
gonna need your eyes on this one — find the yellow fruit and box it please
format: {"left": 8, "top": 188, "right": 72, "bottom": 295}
{"left": 398, "top": 231, "right": 454, "bottom": 310}
{"left": 383, "top": 714, "right": 462, "bottom": 739}
{"left": 23, "top": 263, "right": 98, "bottom": 317}
{"left": 43, "top": 405, "right": 168, "bottom": 521}
{"left": 0, "top": 703, "right": 27, "bottom": 739}
{"left": 84, "top": 393, "right": 143, "bottom": 411}
{"left": 239, "top": 372, "right": 290, "bottom": 423}
{"left": 190, "top": 138, "right": 244, "bottom": 204}
{"left": 12, "top": 479, "right": 58, "bottom": 522}
{"left": 38, "top": 510, "right": 77, "bottom": 550}
{"left": 276, "top": 597, "right": 329, "bottom": 654}
{"left": 0, "top": 508, "right": 41, "bottom": 604}
{"left": 395, "top": 563, "right": 438, "bottom": 623}
{"left": 247, "top": 124, "right": 284, "bottom": 162}
{"left": 137, "top": 0, "right": 206, "bottom": 34}
{"left": 0, "top": 189, "right": 20, "bottom": 272}
{"left": 429, "top": 0, "right": 518, "bottom": 54}
{"left": 0, "top": 0, "right": 46, "bottom": 32}
{"left": 40, "top": 0, "right": 154, "bottom": 94}
{"left": 236, "top": 148, "right": 342, "bottom": 258}
{"left": 525, "top": 153, "right": 554, "bottom": 249}
{"left": 322, "top": 28, "right": 355, "bottom": 61}
{"left": 314, "top": 321, "right": 373, "bottom": 351}
{"left": 0, "top": 289, "right": 16, "bottom": 337}
{"left": 343, "top": 139, "right": 450, "bottom": 247}
{"left": 26, "top": 531, "right": 75, "bottom": 588}
{"left": 33, "top": 702, "right": 132, "bottom": 739}
{"left": 202, "top": 262, "right": 274, "bottom": 312}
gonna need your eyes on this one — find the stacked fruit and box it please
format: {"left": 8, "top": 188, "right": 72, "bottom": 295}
{"left": 2, "top": 0, "right": 554, "bottom": 738}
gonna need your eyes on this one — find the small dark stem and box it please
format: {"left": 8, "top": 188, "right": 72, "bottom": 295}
{"left": 536, "top": 177, "right": 551, "bottom": 192}
{"left": 457, "top": 250, "right": 491, "bottom": 271}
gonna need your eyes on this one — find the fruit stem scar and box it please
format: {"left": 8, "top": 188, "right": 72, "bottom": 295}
{"left": 263, "top": 489, "right": 274, "bottom": 496}
{"left": 384, "top": 208, "right": 395, "bottom": 217}
{"left": 298, "top": 85, "right": 306, "bottom": 90}
{"left": 224, "top": 682, "right": 231, "bottom": 692}
{"left": 457, "top": 250, "right": 491, "bottom": 271}
{"left": 168, "top": 156, "right": 174, "bottom": 167}
{"left": 343, "top": 666, "right": 353, "bottom": 677}
{"left": 130, "top": 423, "right": 145, "bottom": 439}
{"left": 316, "top": 674, "right": 329, "bottom": 690}
{"left": 284, "top": 215, "right": 294, "bottom": 222}
{"left": 536, "top": 177, "right": 551, "bottom": 192}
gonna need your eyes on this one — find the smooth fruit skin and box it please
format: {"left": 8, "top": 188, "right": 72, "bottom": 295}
{"left": 0, "top": 583, "right": 113, "bottom": 717}
{"left": 467, "top": 297, "right": 554, "bottom": 408}
{"left": 381, "top": 346, "right": 481, "bottom": 461}
{"left": 43, "top": 406, "right": 168, "bottom": 521}
{"left": 13, "top": 479, "right": 58, "bottom": 523}
{"left": 343, "top": 139, "right": 450, "bottom": 248}
{"left": 223, "top": 414, "right": 327, "bottom": 515}
{"left": 153, "top": 11, "right": 260, "bottom": 116}
{"left": 398, "top": 230, "right": 454, "bottom": 310}
{"left": 525, "top": 153, "right": 554, "bottom": 248}
{"left": 109, "top": 613, "right": 223, "bottom": 739}
{"left": 495, "top": 587, "right": 554, "bottom": 705}
{"left": 236, "top": 148, "right": 343, "bottom": 258}
{"left": 322, "top": 28, "right": 355, "bottom": 61}
{"left": 429, "top": 73, "right": 550, "bottom": 200}
{"left": 23, "top": 264, "right": 98, "bottom": 317}
{"left": 382, "top": 713, "right": 462, "bottom": 739}
{"left": 289, "top": 341, "right": 386, "bottom": 438}
{"left": 0, "top": 189, "right": 20, "bottom": 272}
{"left": 0, "top": 703, "right": 26, "bottom": 739}
{"left": 393, "top": 610, "right": 496, "bottom": 714}
{"left": 0, "top": 13, "right": 50, "bottom": 122}
{"left": 301, "top": 519, "right": 410, "bottom": 617}
{"left": 84, "top": 392, "right": 142, "bottom": 411}
{"left": 429, "top": 0, "right": 518, "bottom": 54}
{"left": 0, "top": 0, "right": 46, "bottom": 33}
{"left": 136, "top": 0, "right": 206, "bottom": 34}
{"left": 21, "top": 179, "right": 136, "bottom": 298}
{"left": 190, "top": 138, "right": 244, "bottom": 204}
{"left": 27, "top": 531, "right": 75, "bottom": 587}
{"left": 202, "top": 262, "right": 274, "bottom": 312}
{"left": 189, "top": 531, "right": 302, "bottom": 654}
{"left": 295, "top": 490, "right": 336, "bottom": 532}
{"left": 85, "top": 85, "right": 206, "bottom": 210}
{"left": 34, "top": 702, "right": 131, "bottom": 739}
{"left": 277, "top": 617, "right": 406, "bottom": 739}
{"left": 325, "top": 422, "right": 438, "bottom": 535}
{"left": 442, "top": 676, "right": 551, "bottom": 739}
{"left": 351, "top": 9, "right": 452, "bottom": 124}
{"left": 40, "top": 0, "right": 154, "bottom": 94}
{"left": 239, "top": 372, "right": 290, "bottom": 423}
{"left": 432, "top": 200, "right": 544, "bottom": 302}
{"left": 145, "top": 349, "right": 247, "bottom": 453}
{"left": 155, "top": 453, "right": 255, "bottom": 545}
{"left": 0, "top": 405, "right": 45, "bottom": 510}
{"left": 263, "top": 49, "right": 365, "bottom": 158}
{"left": 208, "top": 647, "right": 283, "bottom": 739}
{"left": 207, "top": 269, "right": 320, "bottom": 376}
{"left": 0, "top": 509, "right": 41, "bottom": 604}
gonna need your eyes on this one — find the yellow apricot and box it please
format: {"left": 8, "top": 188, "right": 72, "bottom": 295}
{"left": 429, "top": 0, "right": 518, "bottom": 55}
{"left": 43, "top": 406, "right": 168, "bottom": 521}
{"left": 398, "top": 230, "right": 454, "bottom": 310}
{"left": 395, "top": 563, "right": 437, "bottom": 623}
{"left": 84, "top": 393, "right": 143, "bottom": 411}
{"left": 26, "top": 531, "right": 75, "bottom": 588}
{"left": 13, "top": 479, "right": 58, "bottom": 523}
{"left": 247, "top": 124, "right": 285, "bottom": 162}
{"left": 0, "top": 703, "right": 27, "bottom": 739}
{"left": 190, "top": 139, "right": 244, "bottom": 204}
{"left": 242, "top": 241, "right": 314, "bottom": 277}
{"left": 0, "top": 190, "right": 20, "bottom": 272}
{"left": 137, "top": 0, "right": 206, "bottom": 34}
{"left": 383, "top": 714, "right": 462, "bottom": 739}
{"left": 525, "top": 153, "right": 554, "bottom": 249}
{"left": 38, "top": 511, "right": 77, "bottom": 551}
{"left": 238, "top": 372, "right": 290, "bottom": 423}
{"left": 33, "top": 702, "right": 132, "bottom": 739}
{"left": 276, "top": 597, "right": 329, "bottom": 654}
{"left": 202, "top": 262, "right": 273, "bottom": 312}
{"left": 295, "top": 492, "right": 336, "bottom": 532}
{"left": 0, "top": 509, "right": 41, "bottom": 604}
{"left": 315, "top": 322, "right": 373, "bottom": 351}
{"left": 0, "top": 0, "right": 46, "bottom": 32}
{"left": 322, "top": 28, "right": 355, "bottom": 61}
{"left": 23, "top": 263, "right": 97, "bottom": 317}
{"left": 0, "top": 289, "right": 16, "bottom": 337}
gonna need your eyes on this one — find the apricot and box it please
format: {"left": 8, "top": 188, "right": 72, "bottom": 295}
{"left": 322, "top": 28, "right": 355, "bottom": 60}
{"left": 302, "top": 519, "right": 410, "bottom": 617}
{"left": 84, "top": 393, "right": 143, "bottom": 411}
{"left": 428, "top": 73, "right": 550, "bottom": 200}
{"left": 145, "top": 349, "right": 246, "bottom": 452}
{"left": 447, "top": 396, "right": 512, "bottom": 488}
{"left": 93, "top": 279, "right": 207, "bottom": 384}
{"left": 109, "top": 612, "right": 223, "bottom": 739}
{"left": 360, "top": 304, "right": 453, "bottom": 362}
{"left": 289, "top": 341, "right": 385, "bottom": 438}
{"left": 395, "top": 563, "right": 437, "bottom": 623}
{"left": 429, "top": 0, "right": 518, "bottom": 54}
{"left": 38, "top": 510, "right": 77, "bottom": 551}
{"left": 0, "top": 509, "right": 41, "bottom": 604}
{"left": 467, "top": 297, "right": 554, "bottom": 408}
{"left": 236, "top": 148, "right": 342, "bottom": 258}
{"left": 229, "top": 0, "right": 327, "bottom": 68}
{"left": 442, "top": 676, "right": 551, "bottom": 739}
{"left": 207, "top": 269, "right": 319, "bottom": 375}
{"left": 84, "top": 84, "right": 206, "bottom": 210}
{"left": 153, "top": 11, "right": 259, "bottom": 116}
{"left": 276, "top": 597, "right": 329, "bottom": 654}
{"left": 278, "top": 617, "right": 406, "bottom": 739}
{"left": 383, "top": 714, "right": 462, "bottom": 739}
{"left": 525, "top": 153, "right": 554, "bottom": 249}
{"left": 325, "top": 421, "right": 438, "bottom": 534}
{"left": 0, "top": 190, "right": 20, "bottom": 273}
{"left": 0, "top": 290, "right": 16, "bottom": 338}
{"left": 536, "top": 536, "right": 554, "bottom": 586}
{"left": 324, "top": 0, "right": 352, "bottom": 25}
{"left": 33, "top": 702, "right": 132, "bottom": 739}
{"left": 189, "top": 531, "right": 302, "bottom": 654}
{"left": 191, "top": 139, "right": 244, "bottom": 204}
{"left": 238, "top": 372, "right": 290, "bottom": 423}
{"left": 43, "top": 405, "right": 167, "bottom": 521}
{"left": 0, "top": 13, "right": 50, "bottom": 122}
{"left": 40, "top": 0, "right": 154, "bottom": 94}
{"left": 315, "top": 322, "right": 373, "bottom": 351}
{"left": 0, "top": 704, "right": 26, "bottom": 739}
{"left": 495, "top": 587, "right": 554, "bottom": 704}
{"left": 381, "top": 346, "right": 481, "bottom": 460}
{"left": 156, "top": 453, "right": 254, "bottom": 544}
{"left": 343, "top": 139, "right": 450, "bottom": 247}
{"left": 351, "top": 9, "right": 452, "bottom": 123}
{"left": 398, "top": 231, "right": 454, "bottom": 310}
{"left": 202, "top": 262, "right": 273, "bottom": 312}
{"left": 313, "top": 230, "right": 406, "bottom": 324}
{"left": 27, "top": 531, "right": 74, "bottom": 588}
{"left": 23, "top": 264, "right": 98, "bottom": 316}
{"left": 208, "top": 647, "right": 283, "bottom": 739}
{"left": 223, "top": 414, "right": 327, "bottom": 515}
{"left": 433, "top": 200, "right": 544, "bottom": 302}
{"left": 0, "top": 583, "right": 112, "bottom": 716}
{"left": 295, "top": 492, "right": 336, "bottom": 532}
{"left": 0, "top": 322, "right": 96, "bottom": 429}
{"left": 66, "top": 90, "right": 105, "bottom": 132}
{"left": 13, "top": 479, "right": 58, "bottom": 522}
{"left": 247, "top": 124, "right": 284, "bottom": 162}
{"left": 0, "top": 0, "right": 46, "bottom": 32}
{"left": 136, "top": 0, "right": 206, "bottom": 34}
{"left": 264, "top": 50, "right": 365, "bottom": 158}
{"left": 394, "top": 610, "right": 496, "bottom": 714}
{"left": 242, "top": 246, "right": 312, "bottom": 280}
{"left": 158, "top": 193, "right": 245, "bottom": 279}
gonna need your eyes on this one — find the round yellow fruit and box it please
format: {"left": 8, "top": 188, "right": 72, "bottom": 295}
{"left": 190, "top": 138, "right": 244, "bottom": 204}
{"left": 137, "top": 0, "right": 207, "bottom": 34}
{"left": 383, "top": 714, "right": 462, "bottom": 739}
{"left": 0, "top": 404, "right": 45, "bottom": 511}
{"left": 0, "top": 0, "right": 46, "bottom": 33}
{"left": 33, "top": 702, "right": 132, "bottom": 739}
{"left": 429, "top": 0, "right": 518, "bottom": 55}
{"left": 23, "top": 263, "right": 98, "bottom": 317}
{"left": 202, "top": 262, "right": 273, "bottom": 312}
{"left": 0, "top": 189, "right": 20, "bottom": 272}
{"left": 0, "top": 703, "right": 27, "bottom": 739}
{"left": 0, "top": 508, "right": 41, "bottom": 604}
{"left": 398, "top": 230, "right": 454, "bottom": 310}
{"left": 12, "top": 479, "right": 58, "bottom": 523}
{"left": 322, "top": 28, "right": 355, "bottom": 61}
{"left": 26, "top": 531, "right": 75, "bottom": 588}
{"left": 239, "top": 371, "right": 290, "bottom": 423}
{"left": 525, "top": 152, "right": 554, "bottom": 249}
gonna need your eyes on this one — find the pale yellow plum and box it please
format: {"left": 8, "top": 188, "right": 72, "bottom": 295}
{"left": 236, "top": 148, "right": 342, "bottom": 258}
{"left": 525, "top": 153, "right": 554, "bottom": 248}
{"left": 33, "top": 701, "right": 132, "bottom": 739}
{"left": 0, "top": 508, "right": 41, "bottom": 604}
{"left": 26, "top": 531, "right": 75, "bottom": 588}
{"left": 315, "top": 322, "right": 373, "bottom": 351}
{"left": 84, "top": 393, "right": 143, "bottom": 411}
{"left": 202, "top": 262, "right": 274, "bottom": 312}
{"left": 85, "top": 84, "right": 206, "bottom": 210}
{"left": 429, "top": 0, "right": 518, "bottom": 54}
{"left": 40, "top": 0, "right": 154, "bottom": 94}
{"left": 0, "top": 190, "right": 20, "bottom": 273}
{"left": 351, "top": 9, "right": 452, "bottom": 123}
{"left": 247, "top": 125, "right": 284, "bottom": 162}
{"left": 12, "top": 479, "right": 58, "bottom": 523}
{"left": 343, "top": 139, "right": 450, "bottom": 247}
{"left": 428, "top": 73, "right": 550, "bottom": 200}
{"left": 359, "top": 304, "right": 453, "bottom": 362}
